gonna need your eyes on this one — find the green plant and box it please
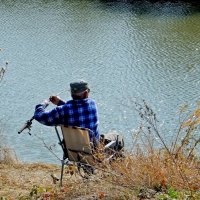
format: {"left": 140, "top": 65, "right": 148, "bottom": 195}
{"left": 0, "top": 197, "right": 8, "bottom": 200}
{"left": 167, "top": 187, "right": 179, "bottom": 199}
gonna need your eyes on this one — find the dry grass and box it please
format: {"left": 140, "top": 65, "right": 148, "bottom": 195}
{"left": 109, "top": 149, "right": 200, "bottom": 191}
{"left": 0, "top": 147, "right": 18, "bottom": 165}
{"left": 0, "top": 163, "right": 61, "bottom": 199}
{"left": 117, "top": 101, "right": 200, "bottom": 192}
{"left": 93, "top": 101, "right": 200, "bottom": 199}
{"left": 0, "top": 127, "right": 18, "bottom": 165}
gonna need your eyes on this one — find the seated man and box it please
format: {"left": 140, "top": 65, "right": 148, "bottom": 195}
{"left": 34, "top": 81, "right": 100, "bottom": 142}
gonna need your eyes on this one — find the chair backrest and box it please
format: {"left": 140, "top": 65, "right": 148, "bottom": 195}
{"left": 61, "top": 126, "right": 94, "bottom": 164}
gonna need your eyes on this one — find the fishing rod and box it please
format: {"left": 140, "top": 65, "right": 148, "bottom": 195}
{"left": 18, "top": 101, "right": 50, "bottom": 135}
{"left": 18, "top": 116, "right": 35, "bottom": 135}
{"left": 18, "top": 89, "right": 67, "bottom": 135}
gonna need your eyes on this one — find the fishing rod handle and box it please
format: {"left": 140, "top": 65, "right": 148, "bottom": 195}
{"left": 18, "top": 123, "right": 29, "bottom": 134}
{"left": 18, "top": 101, "right": 48, "bottom": 134}
{"left": 18, "top": 117, "right": 34, "bottom": 134}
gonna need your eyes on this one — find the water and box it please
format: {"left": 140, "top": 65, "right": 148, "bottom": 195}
{"left": 0, "top": 0, "right": 200, "bottom": 163}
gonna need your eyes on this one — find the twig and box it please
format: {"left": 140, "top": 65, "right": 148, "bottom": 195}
{"left": 33, "top": 133, "right": 61, "bottom": 161}
{"left": 187, "top": 137, "right": 200, "bottom": 159}
{"left": 0, "top": 62, "right": 8, "bottom": 83}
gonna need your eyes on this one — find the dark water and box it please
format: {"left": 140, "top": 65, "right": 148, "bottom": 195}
{"left": 0, "top": 0, "right": 199, "bottom": 163}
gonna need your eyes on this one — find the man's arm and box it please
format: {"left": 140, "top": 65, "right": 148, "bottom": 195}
{"left": 49, "top": 96, "right": 66, "bottom": 106}
{"left": 34, "top": 101, "right": 62, "bottom": 126}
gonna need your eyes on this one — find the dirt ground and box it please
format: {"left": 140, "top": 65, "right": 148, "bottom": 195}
{"left": 0, "top": 163, "right": 61, "bottom": 198}
{"left": 0, "top": 162, "right": 131, "bottom": 200}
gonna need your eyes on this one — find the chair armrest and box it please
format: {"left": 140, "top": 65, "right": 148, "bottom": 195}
{"left": 104, "top": 141, "right": 116, "bottom": 150}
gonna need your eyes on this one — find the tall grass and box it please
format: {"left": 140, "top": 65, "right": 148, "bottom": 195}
{"left": 104, "top": 101, "right": 200, "bottom": 198}
{"left": 0, "top": 126, "right": 18, "bottom": 164}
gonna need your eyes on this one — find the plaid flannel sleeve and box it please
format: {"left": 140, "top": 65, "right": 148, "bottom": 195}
{"left": 34, "top": 103, "right": 62, "bottom": 126}
{"left": 57, "top": 99, "right": 66, "bottom": 106}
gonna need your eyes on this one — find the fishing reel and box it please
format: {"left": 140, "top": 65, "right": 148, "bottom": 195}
{"left": 18, "top": 99, "right": 50, "bottom": 135}
{"left": 18, "top": 117, "right": 34, "bottom": 135}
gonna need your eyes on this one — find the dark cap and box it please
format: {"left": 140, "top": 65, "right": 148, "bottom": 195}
{"left": 70, "top": 81, "right": 89, "bottom": 94}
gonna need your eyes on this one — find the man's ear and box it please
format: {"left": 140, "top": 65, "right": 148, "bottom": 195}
{"left": 84, "top": 90, "right": 89, "bottom": 98}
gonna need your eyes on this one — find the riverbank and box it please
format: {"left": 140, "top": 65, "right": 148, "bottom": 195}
{"left": 0, "top": 162, "right": 137, "bottom": 200}
{"left": 1, "top": 103, "right": 200, "bottom": 199}
{"left": 0, "top": 151, "right": 200, "bottom": 200}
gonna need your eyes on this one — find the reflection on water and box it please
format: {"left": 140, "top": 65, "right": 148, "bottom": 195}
{"left": 100, "top": 0, "right": 200, "bottom": 15}
{"left": 0, "top": 0, "right": 200, "bottom": 163}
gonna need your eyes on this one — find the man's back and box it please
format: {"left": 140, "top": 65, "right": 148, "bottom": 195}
{"left": 34, "top": 98, "right": 99, "bottom": 141}
{"left": 58, "top": 98, "right": 99, "bottom": 140}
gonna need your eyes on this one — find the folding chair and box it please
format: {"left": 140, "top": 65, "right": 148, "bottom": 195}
{"left": 55, "top": 125, "right": 96, "bottom": 186}
{"left": 55, "top": 125, "right": 125, "bottom": 186}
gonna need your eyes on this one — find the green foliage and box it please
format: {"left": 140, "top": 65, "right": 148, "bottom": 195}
{"left": 17, "top": 184, "right": 63, "bottom": 200}
{"left": 157, "top": 190, "right": 200, "bottom": 200}
{"left": 0, "top": 197, "right": 8, "bottom": 200}
{"left": 167, "top": 188, "right": 179, "bottom": 199}
{"left": 17, "top": 185, "right": 48, "bottom": 200}
{"left": 157, "top": 193, "right": 172, "bottom": 200}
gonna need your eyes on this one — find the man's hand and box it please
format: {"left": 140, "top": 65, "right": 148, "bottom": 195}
{"left": 43, "top": 99, "right": 50, "bottom": 108}
{"left": 49, "top": 96, "right": 61, "bottom": 105}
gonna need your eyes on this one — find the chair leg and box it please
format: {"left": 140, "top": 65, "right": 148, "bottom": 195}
{"left": 60, "top": 159, "right": 65, "bottom": 187}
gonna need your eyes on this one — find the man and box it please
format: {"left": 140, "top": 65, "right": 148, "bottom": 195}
{"left": 34, "top": 81, "right": 100, "bottom": 142}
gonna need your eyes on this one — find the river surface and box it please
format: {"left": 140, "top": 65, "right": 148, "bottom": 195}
{"left": 0, "top": 0, "right": 200, "bottom": 163}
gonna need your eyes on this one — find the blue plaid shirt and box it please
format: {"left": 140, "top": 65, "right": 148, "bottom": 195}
{"left": 34, "top": 98, "right": 100, "bottom": 141}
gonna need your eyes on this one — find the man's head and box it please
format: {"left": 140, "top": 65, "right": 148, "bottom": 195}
{"left": 70, "top": 80, "right": 90, "bottom": 100}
